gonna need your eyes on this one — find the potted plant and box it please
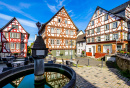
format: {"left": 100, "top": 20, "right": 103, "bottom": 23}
{"left": 48, "top": 53, "right": 52, "bottom": 56}
{"left": 60, "top": 53, "right": 63, "bottom": 59}
{"left": 81, "top": 50, "right": 85, "bottom": 57}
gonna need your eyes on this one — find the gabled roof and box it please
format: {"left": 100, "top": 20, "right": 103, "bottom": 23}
{"left": 77, "top": 30, "right": 83, "bottom": 35}
{"left": 109, "top": 1, "right": 130, "bottom": 14}
{"left": 38, "top": 6, "right": 79, "bottom": 34}
{"left": 0, "top": 17, "right": 30, "bottom": 38}
{"left": 84, "top": 6, "right": 126, "bottom": 32}
{"left": 76, "top": 34, "right": 86, "bottom": 43}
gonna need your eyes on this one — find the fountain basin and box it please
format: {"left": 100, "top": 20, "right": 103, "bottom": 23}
{"left": 0, "top": 64, "right": 76, "bottom": 88}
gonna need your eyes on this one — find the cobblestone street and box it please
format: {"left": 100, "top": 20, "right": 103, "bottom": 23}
{"left": 72, "top": 66, "right": 130, "bottom": 88}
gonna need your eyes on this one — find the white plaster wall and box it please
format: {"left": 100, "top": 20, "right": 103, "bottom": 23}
{"left": 76, "top": 42, "right": 86, "bottom": 55}
{"left": 86, "top": 44, "right": 96, "bottom": 56}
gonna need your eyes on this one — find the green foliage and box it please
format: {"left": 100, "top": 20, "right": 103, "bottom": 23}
{"left": 127, "top": 52, "right": 130, "bottom": 55}
{"left": 27, "top": 42, "right": 34, "bottom": 55}
{"left": 48, "top": 53, "right": 52, "bottom": 55}
{"left": 14, "top": 53, "right": 18, "bottom": 55}
{"left": 60, "top": 53, "right": 63, "bottom": 56}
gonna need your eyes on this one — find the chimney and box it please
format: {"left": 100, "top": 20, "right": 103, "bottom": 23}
{"left": 35, "top": 34, "right": 37, "bottom": 40}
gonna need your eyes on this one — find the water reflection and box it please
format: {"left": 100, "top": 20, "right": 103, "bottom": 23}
{"left": 3, "top": 72, "right": 70, "bottom": 88}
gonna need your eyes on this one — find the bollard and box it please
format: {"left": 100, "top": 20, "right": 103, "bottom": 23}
{"left": 88, "top": 59, "right": 89, "bottom": 66}
{"left": 101, "top": 59, "right": 103, "bottom": 68}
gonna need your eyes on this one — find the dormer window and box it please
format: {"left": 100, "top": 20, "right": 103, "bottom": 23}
{"left": 99, "top": 9, "right": 103, "bottom": 15}
{"left": 91, "top": 20, "right": 94, "bottom": 26}
{"left": 104, "top": 14, "right": 108, "bottom": 21}
{"left": 12, "top": 25, "right": 18, "bottom": 29}
{"left": 58, "top": 19, "right": 61, "bottom": 23}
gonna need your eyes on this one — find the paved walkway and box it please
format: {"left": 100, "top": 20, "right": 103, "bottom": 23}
{"left": 72, "top": 66, "right": 130, "bottom": 88}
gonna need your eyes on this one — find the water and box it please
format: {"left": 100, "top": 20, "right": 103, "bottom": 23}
{"left": 3, "top": 72, "right": 70, "bottom": 88}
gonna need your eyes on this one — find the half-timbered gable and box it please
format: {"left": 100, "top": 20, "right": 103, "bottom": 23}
{"left": 39, "top": 6, "right": 78, "bottom": 58}
{"left": 85, "top": 1, "right": 130, "bottom": 58}
{"left": 0, "top": 17, "right": 29, "bottom": 57}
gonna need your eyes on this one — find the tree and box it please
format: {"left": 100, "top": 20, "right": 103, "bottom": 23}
{"left": 27, "top": 42, "right": 34, "bottom": 55}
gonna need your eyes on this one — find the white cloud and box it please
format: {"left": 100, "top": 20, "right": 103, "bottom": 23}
{"left": 47, "top": 3, "right": 57, "bottom": 13}
{"left": 19, "top": 2, "right": 31, "bottom": 8}
{"left": 0, "top": 13, "right": 37, "bottom": 28}
{"left": 70, "top": 14, "right": 74, "bottom": 17}
{"left": 58, "top": 0, "right": 65, "bottom": 6}
{"left": 68, "top": 10, "right": 72, "bottom": 13}
{"left": 0, "top": 1, "right": 37, "bottom": 21}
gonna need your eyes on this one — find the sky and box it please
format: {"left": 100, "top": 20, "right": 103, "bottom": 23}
{"left": 0, "top": 0, "right": 129, "bottom": 45}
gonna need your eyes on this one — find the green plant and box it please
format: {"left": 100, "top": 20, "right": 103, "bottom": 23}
{"left": 120, "top": 51, "right": 124, "bottom": 54}
{"left": 127, "top": 52, "right": 130, "bottom": 55}
{"left": 60, "top": 53, "right": 63, "bottom": 56}
{"left": 48, "top": 53, "right": 52, "bottom": 55}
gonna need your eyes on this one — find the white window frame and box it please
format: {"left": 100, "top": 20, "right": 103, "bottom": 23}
{"left": 21, "top": 34, "right": 24, "bottom": 39}
{"left": 57, "top": 40, "right": 60, "bottom": 45}
{"left": 58, "top": 18, "right": 61, "bottom": 23}
{"left": 78, "top": 49, "right": 80, "bottom": 53}
{"left": 112, "top": 22, "right": 118, "bottom": 28}
{"left": 16, "top": 43, "right": 20, "bottom": 49}
{"left": 92, "top": 38, "right": 94, "bottom": 42}
{"left": 11, "top": 43, "right": 15, "bottom": 49}
{"left": 21, "top": 43, "right": 25, "bottom": 50}
{"left": 105, "top": 24, "right": 109, "bottom": 31}
{"left": 104, "top": 14, "right": 108, "bottom": 21}
{"left": 97, "top": 27, "right": 100, "bottom": 33}
{"left": 70, "top": 30, "right": 74, "bottom": 35}
{"left": 57, "top": 29, "right": 60, "bottom": 34}
{"left": 80, "top": 42, "right": 83, "bottom": 47}
{"left": 5, "top": 32, "right": 9, "bottom": 38}
{"left": 97, "top": 37, "right": 101, "bottom": 42}
{"left": 91, "top": 20, "right": 94, "bottom": 26}
{"left": 87, "top": 38, "right": 90, "bottom": 43}
{"left": 69, "top": 50, "right": 73, "bottom": 55}
{"left": 105, "top": 35, "right": 110, "bottom": 41}
{"left": 56, "top": 50, "right": 60, "bottom": 56}
{"left": 125, "top": 22, "right": 127, "bottom": 28}
{"left": 124, "top": 33, "right": 127, "bottom": 40}
{"left": 51, "top": 28, "right": 55, "bottom": 34}
{"left": 99, "top": 9, "right": 102, "bottom": 15}
{"left": 113, "top": 34, "right": 118, "bottom": 40}
{"left": 6, "top": 43, "right": 10, "bottom": 49}
{"left": 87, "top": 30, "right": 90, "bottom": 35}
{"left": 65, "top": 50, "right": 68, "bottom": 55}
{"left": 65, "top": 40, "right": 68, "bottom": 45}
{"left": 65, "top": 20, "right": 67, "bottom": 24}
{"left": 51, "top": 39, "right": 54, "bottom": 45}
{"left": 91, "top": 29, "right": 94, "bottom": 34}
{"left": 66, "top": 30, "right": 68, "bottom": 35}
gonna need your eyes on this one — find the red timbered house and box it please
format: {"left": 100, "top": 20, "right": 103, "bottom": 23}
{"left": 0, "top": 17, "right": 29, "bottom": 57}
{"left": 38, "top": 6, "right": 78, "bottom": 59}
{"left": 85, "top": 1, "right": 130, "bottom": 58}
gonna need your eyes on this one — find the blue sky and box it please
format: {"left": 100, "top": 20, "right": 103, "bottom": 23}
{"left": 0, "top": 0, "right": 129, "bottom": 45}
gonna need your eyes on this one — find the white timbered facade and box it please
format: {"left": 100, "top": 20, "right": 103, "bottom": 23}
{"left": 0, "top": 17, "right": 29, "bottom": 57}
{"left": 39, "top": 6, "right": 78, "bottom": 58}
{"left": 85, "top": 1, "right": 130, "bottom": 58}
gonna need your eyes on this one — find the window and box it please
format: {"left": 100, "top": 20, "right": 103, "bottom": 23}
{"left": 58, "top": 19, "right": 61, "bottom": 23}
{"left": 112, "top": 22, "right": 117, "bottom": 28}
{"left": 65, "top": 50, "right": 68, "bottom": 55}
{"left": 92, "top": 38, "right": 94, "bottom": 42}
{"left": 16, "top": 43, "right": 20, "bottom": 49}
{"left": 65, "top": 40, "right": 68, "bottom": 45}
{"left": 87, "top": 30, "right": 90, "bottom": 35}
{"left": 113, "top": 34, "right": 118, "bottom": 40}
{"left": 78, "top": 49, "right": 80, "bottom": 53}
{"left": 57, "top": 40, "right": 60, "bottom": 45}
{"left": 127, "top": 11, "right": 129, "bottom": 17}
{"left": 87, "top": 38, "right": 90, "bottom": 43}
{"left": 21, "top": 34, "right": 24, "bottom": 39}
{"left": 57, "top": 29, "right": 60, "bottom": 34}
{"left": 70, "top": 30, "right": 73, "bottom": 35}
{"left": 5, "top": 33, "right": 8, "bottom": 38}
{"left": 21, "top": 43, "right": 25, "bottom": 50}
{"left": 117, "top": 45, "right": 122, "bottom": 51}
{"left": 10, "top": 32, "right": 14, "bottom": 38}
{"left": 95, "top": 12, "right": 97, "bottom": 17}
{"left": 78, "top": 43, "right": 80, "bottom": 46}
{"left": 5, "top": 43, "right": 10, "bottom": 49}
{"left": 12, "top": 25, "right": 18, "bottom": 29}
{"left": 56, "top": 50, "right": 60, "bottom": 56}
{"left": 16, "top": 33, "right": 20, "bottom": 38}
{"left": 105, "top": 24, "right": 109, "bottom": 30}
{"left": 91, "top": 29, "right": 94, "bottom": 34}
{"left": 98, "top": 45, "right": 101, "bottom": 52}
{"left": 65, "top": 20, "right": 67, "bottom": 24}
{"left": 69, "top": 50, "right": 73, "bottom": 55}
{"left": 105, "top": 35, "right": 110, "bottom": 41}
{"left": 91, "top": 20, "right": 94, "bottom": 26}
{"left": 51, "top": 39, "right": 54, "bottom": 45}
{"left": 11, "top": 43, "right": 15, "bottom": 49}
{"left": 97, "top": 27, "right": 100, "bottom": 33}
{"left": 66, "top": 30, "right": 68, "bottom": 35}
{"left": 97, "top": 37, "right": 101, "bottom": 42}
{"left": 125, "top": 22, "right": 127, "bottom": 28}
{"left": 89, "top": 48, "right": 91, "bottom": 52}
{"left": 124, "top": 33, "right": 127, "bottom": 40}
{"left": 99, "top": 9, "right": 102, "bottom": 15}
{"left": 80, "top": 42, "right": 83, "bottom": 47}
{"left": 104, "top": 14, "right": 108, "bottom": 21}
{"left": 51, "top": 28, "right": 55, "bottom": 33}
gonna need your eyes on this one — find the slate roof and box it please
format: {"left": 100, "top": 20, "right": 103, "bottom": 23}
{"left": 38, "top": 6, "right": 79, "bottom": 34}
{"left": 109, "top": 1, "right": 130, "bottom": 14}
{"left": 76, "top": 34, "right": 86, "bottom": 43}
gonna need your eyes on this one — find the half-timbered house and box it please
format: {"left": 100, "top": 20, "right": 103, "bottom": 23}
{"left": 39, "top": 6, "right": 78, "bottom": 59}
{"left": 85, "top": 1, "right": 130, "bottom": 58}
{"left": 0, "top": 17, "right": 29, "bottom": 57}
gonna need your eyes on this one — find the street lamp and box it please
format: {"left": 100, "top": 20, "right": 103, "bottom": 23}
{"left": 32, "top": 22, "right": 48, "bottom": 86}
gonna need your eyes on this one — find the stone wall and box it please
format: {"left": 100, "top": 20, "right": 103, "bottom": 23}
{"left": 116, "top": 55, "right": 130, "bottom": 72}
